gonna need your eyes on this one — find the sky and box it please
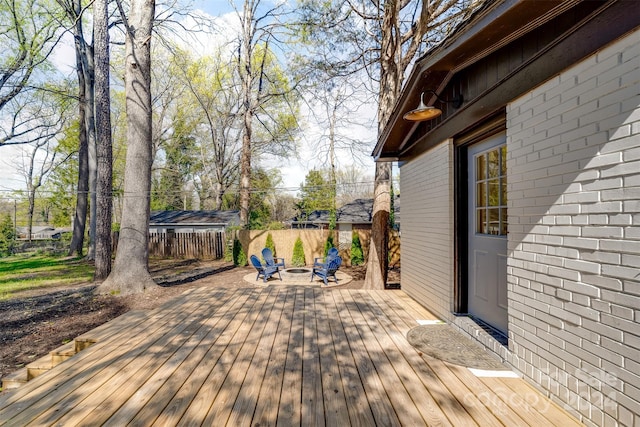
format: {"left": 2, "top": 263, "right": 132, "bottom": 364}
{"left": 0, "top": 1, "right": 379, "bottom": 199}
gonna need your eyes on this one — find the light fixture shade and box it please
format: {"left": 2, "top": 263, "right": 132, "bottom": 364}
{"left": 403, "top": 105, "right": 443, "bottom": 121}
{"left": 402, "top": 92, "right": 443, "bottom": 121}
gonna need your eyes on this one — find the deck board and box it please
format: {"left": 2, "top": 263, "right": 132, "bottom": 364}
{"left": 320, "top": 289, "right": 376, "bottom": 426}
{"left": 150, "top": 288, "right": 260, "bottom": 426}
{"left": 0, "top": 287, "right": 580, "bottom": 426}
{"left": 331, "top": 291, "right": 402, "bottom": 426}
{"left": 0, "top": 288, "right": 216, "bottom": 425}
{"left": 314, "top": 289, "right": 351, "bottom": 426}
{"left": 278, "top": 287, "right": 305, "bottom": 425}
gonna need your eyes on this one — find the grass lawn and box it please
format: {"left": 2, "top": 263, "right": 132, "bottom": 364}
{"left": 0, "top": 253, "right": 94, "bottom": 299}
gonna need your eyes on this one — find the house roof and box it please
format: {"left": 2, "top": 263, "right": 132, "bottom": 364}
{"left": 338, "top": 199, "right": 375, "bottom": 223}
{"left": 291, "top": 197, "right": 400, "bottom": 225}
{"left": 373, "top": 0, "right": 639, "bottom": 161}
{"left": 149, "top": 210, "right": 240, "bottom": 226}
{"left": 16, "top": 226, "right": 71, "bottom": 238}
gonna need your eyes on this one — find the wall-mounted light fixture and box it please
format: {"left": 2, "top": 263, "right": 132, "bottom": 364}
{"left": 403, "top": 90, "right": 464, "bottom": 121}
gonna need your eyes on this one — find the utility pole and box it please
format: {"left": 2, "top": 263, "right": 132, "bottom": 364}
{"left": 14, "top": 199, "right": 17, "bottom": 238}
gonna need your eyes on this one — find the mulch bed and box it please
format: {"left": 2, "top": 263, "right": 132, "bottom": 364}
{"left": 0, "top": 260, "right": 399, "bottom": 383}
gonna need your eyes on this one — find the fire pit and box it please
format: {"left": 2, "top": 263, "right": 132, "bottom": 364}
{"left": 281, "top": 268, "right": 311, "bottom": 281}
{"left": 285, "top": 268, "right": 311, "bottom": 274}
{"left": 243, "top": 266, "right": 351, "bottom": 286}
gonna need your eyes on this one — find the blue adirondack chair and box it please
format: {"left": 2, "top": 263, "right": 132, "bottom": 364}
{"left": 262, "top": 247, "right": 285, "bottom": 269}
{"left": 250, "top": 255, "right": 281, "bottom": 282}
{"left": 313, "top": 247, "right": 339, "bottom": 269}
{"left": 311, "top": 255, "right": 342, "bottom": 285}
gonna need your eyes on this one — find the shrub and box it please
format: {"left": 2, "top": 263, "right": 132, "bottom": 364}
{"left": 351, "top": 232, "right": 364, "bottom": 266}
{"left": 324, "top": 235, "right": 334, "bottom": 257}
{"left": 0, "top": 213, "right": 16, "bottom": 257}
{"left": 265, "top": 232, "right": 276, "bottom": 257}
{"left": 232, "top": 238, "right": 247, "bottom": 266}
{"left": 292, "top": 236, "right": 306, "bottom": 267}
{"left": 224, "top": 241, "right": 233, "bottom": 262}
{"left": 267, "top": 221, "right": 284, "bottom": 230}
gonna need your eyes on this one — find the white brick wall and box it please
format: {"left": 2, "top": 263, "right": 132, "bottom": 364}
{"left": 507, "top": 30, "right": 640, "bottom": 426}
{"left": 398, "top": 140, "right": 454, "bottom": 320}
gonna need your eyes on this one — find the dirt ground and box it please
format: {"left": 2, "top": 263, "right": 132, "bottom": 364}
{"left": 0, "top": 259, "right": 399, "bottom": 383}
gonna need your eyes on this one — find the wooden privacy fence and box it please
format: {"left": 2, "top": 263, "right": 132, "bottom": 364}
{"left": 237, "top": 229, "right": 400, "bottom": 267}
{"left": 111, "top": 229, "right": 400, "bottom": 265}
{"left": 112, "top": 231, "right": 226, "bottom": 259}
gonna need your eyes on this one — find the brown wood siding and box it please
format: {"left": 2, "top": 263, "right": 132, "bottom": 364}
{"left": 379, "top": 1, "right": 636, "bottom": 161}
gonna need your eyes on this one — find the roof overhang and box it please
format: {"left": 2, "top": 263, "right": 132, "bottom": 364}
{"left": 373, "top": 0, "right": 640, "bottom": 161}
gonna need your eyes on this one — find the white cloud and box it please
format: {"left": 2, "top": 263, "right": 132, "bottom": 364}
{"left": 49, "top": 32, "right": 77, "bottom": 76}
{"left": 0, "top": 145, "right": 28, "bottom": 193}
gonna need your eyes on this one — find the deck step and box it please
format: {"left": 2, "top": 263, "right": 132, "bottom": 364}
{"left": 1, "top": 310, "right": 149, "bottom": 391}
{"left": 51, "top": 341, "right": 77, "bottom": 367}
{"left": 1, "top": 368, "right": 28, "bottom": 390}
{"left": 26, "top": 353, "right": 56, "bottom": 380}
{"left": 74, "top": 310, "right": 149, "bottom": 351}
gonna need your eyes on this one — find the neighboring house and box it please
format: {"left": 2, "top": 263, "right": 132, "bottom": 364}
{"left": 149, "top": 210, "right": 240, "bottom": 234}
{"left": 16, "top": 226, "right": 70, "bottom": 240}
{"left": 290, "top": 196, "right": 401, "bottom": 230}
{"left": 373, "top": 1, "right": 639, "bottom": 425}
{"left": 290, "top": 197, "right": 401, "bottom": 249}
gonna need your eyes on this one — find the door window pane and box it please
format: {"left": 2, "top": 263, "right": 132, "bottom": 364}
{"left": 501, "top": 177, "right": 507, "bottom": 205}
{"left": 474, "top": 145, "right": 508, "bottom": 236}
{"left": 477, "top": 209, "right": 487, "bottom": 234}
{"left": 488, "top": 208, "right": 500, "bottom": 235}
{"left": 500, "top": 208, "right": 508, "bottom": 236}
{"left": 488, "top": 150, "right": 500, "bottom": 178}
{"left": 488, "top": 179, "right": 500, "bottom": 206}
{"left": 476, "top": 155, "right": 486, "bottom": 180}
{"left": 476, "top": 182, "right": 486, "bottom": 207}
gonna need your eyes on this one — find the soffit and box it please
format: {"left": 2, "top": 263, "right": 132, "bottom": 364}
{"left": 373, "top": 0, "right": 580, "bottom": 160}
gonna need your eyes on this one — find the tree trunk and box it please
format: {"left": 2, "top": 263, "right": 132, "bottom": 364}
{"left": 363, "top": 0, "right": 402, "bottom": 289}
{"left": 93, "top": 0, "right": 112, "bottom": 280}
{"left": 27, "top": 187, "right": 35, "bottom": 244}
{"left": 69, "top": 49, "right": 89, "bottom": 256}
{"left": 99, "top": 0, "right": 157, "bottom": 295}
{"left": 239, "top": 109, "right": 252, "bottom": 226}
{"left": 85, "top": 50, "right": 97, "bottom": 261}
{"left": 238, "top": 0, "right": 255, "bottom": 227}
{"left": 363, "top": 161, "right": 390, "bottom": 289}
{"left": 68, "top": 0, "right": 89, "bottom": 257}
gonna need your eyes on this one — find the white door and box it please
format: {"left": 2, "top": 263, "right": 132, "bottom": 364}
{"left": 467, "top": 134, "right": 508, "bottom": 334}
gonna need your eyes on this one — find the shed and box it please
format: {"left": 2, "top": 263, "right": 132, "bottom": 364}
{"left": 149, "top": 210, "right": 240, "bottom": 234}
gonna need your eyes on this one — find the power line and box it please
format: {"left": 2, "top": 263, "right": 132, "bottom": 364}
{"left": 0, "top": 179, "right": 382, "bottom": 197}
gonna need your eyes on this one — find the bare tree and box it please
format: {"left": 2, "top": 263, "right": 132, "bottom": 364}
{"left": 233, "top": 0, "right": 299, "bottom": 226}
{"left": 172, "top": 50, "right": 242, "bottom": 210}
{"left": 298, "top": 0, "right": 482, "bottom": 288}
{"left": 18, "top": 140, "right": 57, "bottom": 242}
{"left": 336, "top": 166, "right": 374, "bottom": 206}
{"left": 13, "top": 91, "right": 69, "bottom": 241}
{"left": 99, "top": 0, "right": 157, "bottom": 294}
{"left": 93, "top": 0, "right": 113, "bottom": 280}
{"left": 305, "top": 76, "right": 374, "bottom": 227}
{"left": 54, "top": 0, "right": 94, "bottom": 257}
{"left": 0, "top": 0, "right": 62, "bottom": 120}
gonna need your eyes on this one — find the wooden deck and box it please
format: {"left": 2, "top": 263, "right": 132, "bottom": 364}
{"left": 0, "top": 286, "right": 580, "bottom": 426}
